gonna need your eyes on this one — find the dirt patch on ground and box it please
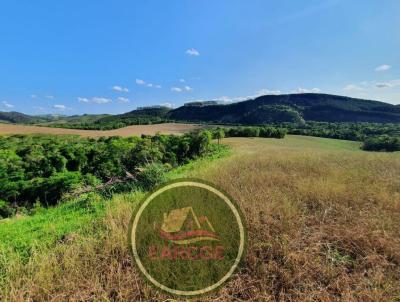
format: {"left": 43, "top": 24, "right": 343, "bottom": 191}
{"left": 0, "top": 123, "right": 204, "bottom": 137}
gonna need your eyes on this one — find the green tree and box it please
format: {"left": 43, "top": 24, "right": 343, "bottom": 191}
{"left": 214, "top": 128, "right": 225, "bottom": 146}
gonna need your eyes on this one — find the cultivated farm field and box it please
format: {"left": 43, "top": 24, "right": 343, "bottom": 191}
{"left": 0, "top": 122, "right": 204, "bottom": 137}
{"left": 1, "top": 136, "right": 399, "bottom": 301}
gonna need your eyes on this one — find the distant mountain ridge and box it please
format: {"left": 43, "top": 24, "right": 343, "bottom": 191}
{"left": 0, "top": 111, "right": 35, "bottom": 123}
{"left": 2, "top": 93, "right": 400, "bottom": 126}
{"left": 169, "top": 93, "right": 400, "bottom": 124}
{"left": 0, "top": 112, "right": 110, "bottom": 125}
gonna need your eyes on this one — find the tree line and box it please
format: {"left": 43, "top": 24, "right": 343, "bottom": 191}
{"left": 209, "top": 123, "right": 400, "bottom": 152}
{"left": 280, "top": 121, "right": 400, "bottom": 141}
{"left": 210, "top": 126, "right": 287, "bottom": 139}
{"left": 46, "top": 116, "right": 170, "bottom": 130}
{"left": 281, "top": 122, "right": 400, "bottom": 152}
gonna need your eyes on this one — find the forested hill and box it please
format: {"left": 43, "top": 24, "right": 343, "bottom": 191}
{"left": 2, "top": 93, "right": 400, "bottom": 127}
{"left": 0, "top": 111, "right": 35, "bottom": 123}
{"left": 169, "top": 93, "right": 400, "bottom": 124}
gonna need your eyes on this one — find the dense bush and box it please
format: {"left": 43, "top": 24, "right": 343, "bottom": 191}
{"left": 0, "top": 131, "right": 213, "bottom": 214}
{"left": 362, "top": 135, "right": 400, "bottom": 152}
{"left": 282, "top": 121, "right": 400, "bottom": 141}
{"left": 211, "top": 126, "right": 286, "bottom": 139}
{"left": 136, "top": 163, "right": 168, "bottom": 190}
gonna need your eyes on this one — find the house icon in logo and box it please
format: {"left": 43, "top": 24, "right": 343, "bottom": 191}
{"left": 159, "top": 207, "right": 219, "bottom": 245}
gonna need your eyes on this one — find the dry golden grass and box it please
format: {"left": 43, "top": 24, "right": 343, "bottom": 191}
{"left": 1, "top": 136, "right": 400, "bottom": 301}
{"left": 0, "top": 123, "right": 203, "bottom": 137}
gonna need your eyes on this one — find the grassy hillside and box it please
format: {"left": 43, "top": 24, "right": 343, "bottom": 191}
{"left": 1, "top": 136, "right": 399, "bottom": 301}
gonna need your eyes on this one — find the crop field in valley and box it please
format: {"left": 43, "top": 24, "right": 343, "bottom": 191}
{"left": 0, "top": 122, "right": 204, "bottom": 137}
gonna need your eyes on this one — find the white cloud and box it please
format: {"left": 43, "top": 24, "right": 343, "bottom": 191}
{"left": 179, "top": 78, "right": 185, "bottom": 83}
{"left": 375, "top": 83, "right": 391, "bottom": 88}
{"left": 186, "top": 48, "right": 200, "bottom": 56}
{"left": 210, "top": 88, "right": 283, "bottom": 104}
{"left": 112, "top": 85, "right": 129, "bottom": 92}
{"left": 375, "top": 64, "right": 391, "bottom": 72}
{"left": 117, "top": 97, "right": 130, "bottom": 103}
{"left": 212, "top": 96, "right": 232, "bottom": 103}
{"left": 147, "top": 83, "right": 162, "bottom": 88}
{"left": 92, "top": 97, "right": 112, "bottom": 104}
{"left": 159, "top": 102, "right": 175, "bottom": 108}
{"left": 343, "top": 84, "right": 364, "bottom": 91}
{"left": 374, "top": 79, "right": 400, "bottom": 88}
{"left": 171, "top": 86, "right": 193, "bottom": 92}
{"left": 213, "top": 95, "right": 251, "bottom": 103}
{"left": 186, "top": 99, "right": 206, "bottom": 103}
{"left": 293, "top": 87, "right": 321, "bottom": 93}
{"left": 256, "top": 88, "right": 281, "bottom": 95}
{"left": 78, "top": 97, "right": 90, "bottom": 103}
{"left": 45, "top": 95, "right": 54, "bottom": 99}
{"left": 53, "top": 104, "right": 66, "bottom": 110}
{"left": 136, "top": 79, "right": 161, "bottom": 88}
{"left": 2, "top": 101, "right": 14, "bottom": 108}
{"left": 343, "top": 79, "right": 400, "bottom": 91}
{"left": 77, "top": 97, "right": 112, "bottom": 104}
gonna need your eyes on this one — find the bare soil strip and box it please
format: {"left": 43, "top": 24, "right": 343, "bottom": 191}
{"left": 0, "top": 123, "right": 204, "bottom": 137}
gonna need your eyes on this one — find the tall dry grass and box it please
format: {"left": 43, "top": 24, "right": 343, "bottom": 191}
{"left": 195, "top": 138, "right": 400, "bottom": 301}
{"left": 1, "top": 137, "right": 400, "bottom": 301}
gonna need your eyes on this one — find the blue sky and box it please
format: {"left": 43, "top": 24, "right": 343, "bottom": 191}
{"left": 0, "top": 0, "right": 399, "bottom": 115}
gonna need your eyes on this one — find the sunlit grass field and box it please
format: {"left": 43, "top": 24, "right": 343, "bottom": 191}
{"left": 1, "top": 135, "right": 399, "bottom": 301}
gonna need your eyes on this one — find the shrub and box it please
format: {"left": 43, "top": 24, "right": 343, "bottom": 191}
{"left": 212, "top": 128, "right": 225, "bottom": 145}
{"left": 136, "top": 163, "right": 168, "bottom": 190}
{"left": 362, "top": 135, "right": 400, "bottom": 152}
{"left": 0, "top": 199, "right": 15, "bottom": 218}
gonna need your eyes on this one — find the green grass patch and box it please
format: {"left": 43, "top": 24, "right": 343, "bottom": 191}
{"left": 0, "top": 193, "right": 105, "bottom": 259}
{"left": 167, "top": 144, "right": 231, "bottom": 179}
{"left": 227, "top": 135, "right": 362, "bottom": 152}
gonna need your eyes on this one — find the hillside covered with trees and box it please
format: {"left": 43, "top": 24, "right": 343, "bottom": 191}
{"left": 169, "top": 93, "right": 400, "bottom": 124}
{"left": 3, "top": 93, "right": 400, "bottom": 128}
